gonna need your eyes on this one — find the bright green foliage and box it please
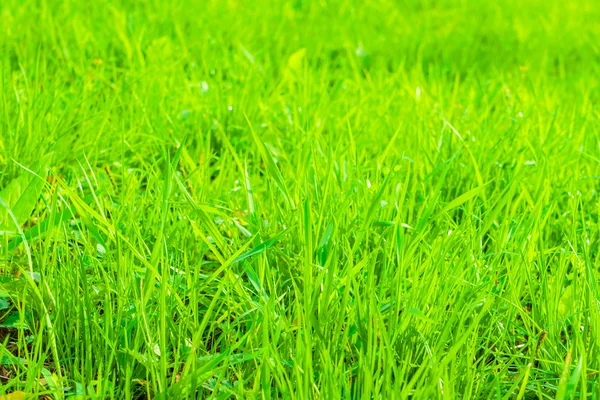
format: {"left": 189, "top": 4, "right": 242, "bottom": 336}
{"left": 0, "top": 0, "right": 599, "bottom": 398}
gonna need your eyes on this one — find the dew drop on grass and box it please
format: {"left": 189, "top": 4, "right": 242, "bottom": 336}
{"left": 201, "top": 81, "right": 209, "bottom": 93}
{"left": 355, "top": 44, "right": 366, "bottom": 57}
{"left": 97, "top": 243, "right": 106, "bottom": 256}
{"left": 25, "top": 271, "right": 41, "bottom": 281}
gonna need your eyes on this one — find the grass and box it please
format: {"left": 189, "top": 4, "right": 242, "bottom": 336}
{"left": 0, "top": 0, "right": 599, "bottom": 398}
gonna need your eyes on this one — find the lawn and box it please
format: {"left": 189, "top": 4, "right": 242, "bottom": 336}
{"left": 1, "top": 0, "right": 600, "bottom": 398}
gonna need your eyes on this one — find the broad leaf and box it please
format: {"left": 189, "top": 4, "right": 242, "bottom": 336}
{"left": 0, "top": 158, "right": 50, "bottom": 230}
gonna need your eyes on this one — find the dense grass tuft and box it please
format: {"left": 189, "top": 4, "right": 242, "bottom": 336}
{"left": 1, "top": 0, "right": 600, "bottom": 398}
